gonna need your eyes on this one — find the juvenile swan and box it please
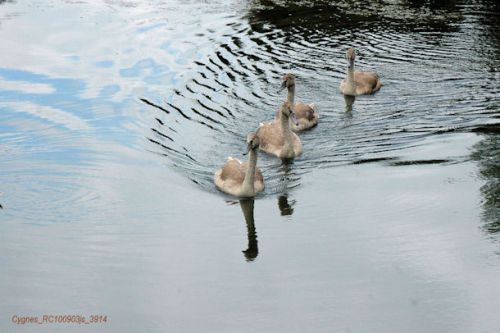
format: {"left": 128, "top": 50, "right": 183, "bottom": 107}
{"left": 214, "top": 133, "right": 264, "bottom": 198}
{"left": 258, "top": 101, "right": 302, "bottom": 159}
{"left": 279, "top": 73, "right": 318, "bottom": 131}
{"left": 340, "top": 48, "right": 382, "bottom": 96}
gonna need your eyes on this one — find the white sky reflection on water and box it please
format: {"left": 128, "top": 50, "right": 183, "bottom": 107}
{"left": 0, "top": 101, "right": 90, "bottom": 130}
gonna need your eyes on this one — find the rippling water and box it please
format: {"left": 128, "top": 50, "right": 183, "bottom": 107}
{"left": 141, "top": 0, "right": 499, "bottom": 195}
{"left": 1, "top": 1, "right": 499, "bottom": 332}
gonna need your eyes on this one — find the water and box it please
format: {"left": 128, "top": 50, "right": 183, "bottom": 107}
{"left": 0, "top": 0, "right": 499, "bottom": 332}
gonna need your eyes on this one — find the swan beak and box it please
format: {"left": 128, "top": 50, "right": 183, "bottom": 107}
{"left": 279, "top": 80, "right": 286, "bottom": 92}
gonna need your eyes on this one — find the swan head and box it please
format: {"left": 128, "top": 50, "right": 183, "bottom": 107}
{"left": 280, "top": 73, "right": 295, "bottom": 91}
{"left": 280, "top": 101, "right": 299, "bottom": 126}
{"left": 346, "top": 47, "right": 355, "bottom": 69}
{"left": 245, "top": 132, "right": 260, "bottom": 153}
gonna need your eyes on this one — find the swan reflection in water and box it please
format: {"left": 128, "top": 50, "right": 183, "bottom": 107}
{"left": 239, "top": 199, "right": 258, "bottom": 261}
{"left": 276, "top": 161, "right": 298, "bottom": 217}
{"left": 278, "top": 194, "right": 295, "bottom": 216}
{"left": 344, "top": 94, "right": 355, "bottom": 113}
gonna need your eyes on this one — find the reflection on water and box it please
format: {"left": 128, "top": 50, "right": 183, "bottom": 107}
{"left": 247, "top": 0, "right": 463, "bottom": 44}
{"left": 470, "top": 125, "right": 500, "bottom": 235}
{"left": 240, "top": 199, "right": 258, "bottom": 261}
{"left": 343, "top": 94, "right": 355, "bottom": 113}
{"left": 278, "top": 194, "right": 295, "bottom": 216}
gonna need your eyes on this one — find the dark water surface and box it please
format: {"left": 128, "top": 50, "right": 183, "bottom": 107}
{"left": 1, "top": 0, "right": 499, "bottom": 332}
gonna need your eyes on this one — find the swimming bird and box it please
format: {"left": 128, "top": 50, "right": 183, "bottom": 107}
{"left": 214, "top": 132, "right": 264, "bottom": 198}
{"left": 279, "top": 73, "right": 318, "bottom": 131}
{"left": 258, "top": 101, "right": 302, "bottom": 159}
{"left": 340, "top": 48, "right": 382, "bottom": 96}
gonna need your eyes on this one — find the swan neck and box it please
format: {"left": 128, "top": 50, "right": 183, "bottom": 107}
{"left": 242, "top": 149, "right": 257, "bottom": 193}
{"left": 286, "top": 85, "right": 295, "bottom": 104}
{"left": 346, "top": 66, "right": 355, "bottom": 89}
{"left": 280, "top": 114, "right": 293, "bottom": 150}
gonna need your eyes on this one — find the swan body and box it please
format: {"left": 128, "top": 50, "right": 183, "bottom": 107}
{"left": 214, "top": 133, "right": 264, "bottom": 198}
{"left": 258, "top": 102, "right": 302, "bottom": 159}
{"left": 340, "top": 48, "right": 382, "bottom": 96}
{"left": 278, "top": 73, "right": 318, "bottom": 131}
